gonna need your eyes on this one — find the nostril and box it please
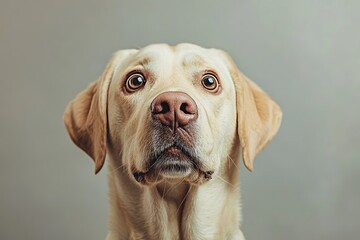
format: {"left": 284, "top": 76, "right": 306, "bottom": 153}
{"left": 180, "top": 103, "right": 191, "bottom": 114}
{"left": 152, "top": 101, "right": 170, "bottom": 114}
{"left": 180, "top": 102, "right": 197, "bottom": 115}
{"left": 161, "top": 102, "right": 170, "bottom": 113}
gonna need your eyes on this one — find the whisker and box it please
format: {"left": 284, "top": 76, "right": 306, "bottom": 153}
{"left": 112, "top": 165, "right": 124, "bottom": 172}
{"left": 228, "top": 155, "right": 230, "bottom": 169}
{"left": 164, "top": 179, "right": 185, "bottom": 197}
{"left": 161, "top": 181, "right": 167, "bottom": 200}
{"left": 112, "top": 162, "right": 127, "bottom": 173}
{"left": 215, "top": 175, "right": 235, "bottom": 188}
{"left": 147, "top": 158, "right": 158, "bottom": 171}
{"left": 162, "top": 178, "right": 185, "bottom": 200}
{"left": 155, "top": 168, "right": 161, "bottom": 183}
{"left": 227, "top": 155, "right": 239, "bottom": 171}
{"left": 176, "top": 185, "right": 192, "bottom": 215}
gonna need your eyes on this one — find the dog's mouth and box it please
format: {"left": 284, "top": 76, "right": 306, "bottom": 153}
{"left": 132, "top": 144, "right": 214, "bottom": 185}
{"left": 133, "top": 144, "right": 196, "bottom": 182}
{"left": 132, "top": 124, "right": 214, "bottom": 185}
{"left": 152, "top": 144, "right": 195, "bottom": 173}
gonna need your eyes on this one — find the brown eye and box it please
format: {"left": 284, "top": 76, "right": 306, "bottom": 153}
{"left": 201, "top": 73, "right": 219, "bottom": 92}
{"left": 126, "top": 73, "right": 146, "bottom": 92}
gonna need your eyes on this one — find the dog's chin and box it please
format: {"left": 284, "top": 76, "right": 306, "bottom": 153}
{"left": 132, "top": 146, "right": 213, "bottom": 185}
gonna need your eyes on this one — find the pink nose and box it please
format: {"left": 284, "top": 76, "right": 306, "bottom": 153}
{"left": 151, "top": 91, "right": 198, "bottom": 130}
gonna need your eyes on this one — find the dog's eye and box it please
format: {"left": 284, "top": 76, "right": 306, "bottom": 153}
{"left": 201, "top": 73, "right": 220, "bottom": 92}
{"left": 126, "top": 73, "right": 146, "bottom": 92}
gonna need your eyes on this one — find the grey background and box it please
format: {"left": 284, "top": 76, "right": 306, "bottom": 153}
{"left": 1, "top": 0, "right": 359, "bottom": 239}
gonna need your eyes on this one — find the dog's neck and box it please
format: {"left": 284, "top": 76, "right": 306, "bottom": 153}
{"left": 105, "top": 152, "right": 243, "bottom": 240}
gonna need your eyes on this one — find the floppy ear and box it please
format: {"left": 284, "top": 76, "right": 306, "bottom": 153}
{"left": 222, "top": 53, "right": 282, "bottom": 171}
{"left": 63, "top": 57, "right": 116, "bottom": 174}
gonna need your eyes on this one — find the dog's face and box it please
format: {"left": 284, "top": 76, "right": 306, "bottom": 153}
{"left": 107, "top": 44, "right": 237, "bottom": 184}
{"left": 64, "top": 43, "right": 282, "bottom": 185}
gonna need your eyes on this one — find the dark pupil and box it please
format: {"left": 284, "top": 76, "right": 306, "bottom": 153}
{"left": 204, "top": 77, "right": 215, "bottom": 86}
{"left": 131, "top": 76, "right": 143, "bottom": 87}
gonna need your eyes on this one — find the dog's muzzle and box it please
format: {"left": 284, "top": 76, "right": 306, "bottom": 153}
{"left": 132, "top": 91, "right": 213, "bottom": 184}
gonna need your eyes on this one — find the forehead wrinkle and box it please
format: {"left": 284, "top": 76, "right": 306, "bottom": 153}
{"left": 180, "top": 54, "right": 221, "bottom": 85}
{"left": 124, "top": 55, "right": 158, "bottom": 80}
{"left": 181, "top": 53, "right": 207, "bottom": 68}
{"left": 131, "top": 56, "right": 152, "bottom": 68}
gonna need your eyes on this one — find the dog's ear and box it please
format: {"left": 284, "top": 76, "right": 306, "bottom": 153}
{"left": 63, "top": 53, "right": 121, "bottom": 174}
{"left": 221, "top": 52, "right": 282, "bottom": 171}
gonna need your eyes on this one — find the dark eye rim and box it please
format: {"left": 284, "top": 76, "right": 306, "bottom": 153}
{"left": 125, "top": 72, "right": 146, "bottom": 92}
{"left": 201, "top": 72, "right": 221, "bottom": 93}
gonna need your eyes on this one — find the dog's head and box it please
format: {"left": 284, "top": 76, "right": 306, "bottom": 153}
{"left": 64, "top": 43, "right": 282, "bottom": 185}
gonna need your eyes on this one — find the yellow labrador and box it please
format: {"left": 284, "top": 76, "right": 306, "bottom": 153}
{"left": 64, "top": 43, "right": 282, "bottom": 240}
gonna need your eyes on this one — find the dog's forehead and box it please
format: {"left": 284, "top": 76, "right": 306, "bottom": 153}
{"left": 128, "top": 43, "right": 227, "bottom": 73}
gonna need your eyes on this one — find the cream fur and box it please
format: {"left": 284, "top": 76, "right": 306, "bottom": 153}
{"left": 63, "top": 43, "right": 282, "bottom": 240}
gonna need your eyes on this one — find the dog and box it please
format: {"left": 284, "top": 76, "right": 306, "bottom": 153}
{"left": 64, "top": 43, "right": 282, "bottom": 240}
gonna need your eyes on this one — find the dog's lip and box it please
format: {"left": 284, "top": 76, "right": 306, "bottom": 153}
{"left": 163, "top": 145, "right": 189, "bottom": 156}
{"left": 154, "top": 144, "right": 195, "bottom": 163}
{"left": 147, "top": 144, "right": 197, "bottom": 171}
